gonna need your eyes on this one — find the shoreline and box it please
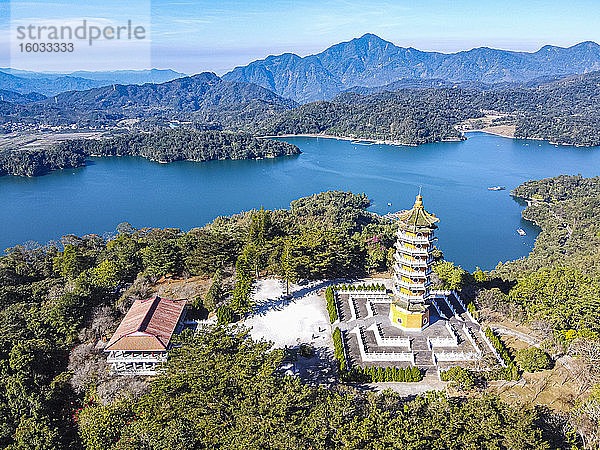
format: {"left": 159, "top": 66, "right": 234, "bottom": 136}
{"left": 260, "top": 133, "right": 418, "bottom": 147}
{"left": 260, "top": 133, "right": 465, "bottom": 147}
{"left": 464, "top": 129, "right": 515, "bottom": 139}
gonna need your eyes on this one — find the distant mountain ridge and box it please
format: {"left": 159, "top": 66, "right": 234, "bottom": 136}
{"left": 46, "top": 72, "right": 297, "bottom": 111}
{"left": 0, "top": 68, "right": 186, "bottom": 96}
{"left": 1, "top": 72, "right": 297, "bottom": 130}
{"left": 223, "top": 34, "right": 600, "bottom": 102}
{"left": 0, "top": 89, "right": 46, "bottom": 104}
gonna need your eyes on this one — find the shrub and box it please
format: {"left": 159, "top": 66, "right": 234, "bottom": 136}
{"left": 332, "top": 327, "right": 346, "bottom": 371}
{"left": 440, "top": 366, "right": 476, "bottom": 390}
{"left": 484, "top": 327, "right": 519, "bottom": 380}
{"left": 325, "top": 286, "right": 337, "bottom": 323}
{"left": 515, "top": 347, "right": 552, "bottom": 372}
{"left": 216, "top": 304, "right": 235, "bottom": 325}
{"left": 298, "top": 343, "right": 314, "bottom": 358}
{"left": 346, "top": 366, "right": 422, "bottom": 383}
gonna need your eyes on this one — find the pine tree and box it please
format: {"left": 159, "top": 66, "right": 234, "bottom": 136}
{"left": 280, "top": 238, "right": 296, "bottom": 296}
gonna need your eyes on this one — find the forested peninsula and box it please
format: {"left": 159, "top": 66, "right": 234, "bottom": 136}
{"left": 1, "top": 179, "right": 599, "bottom": 447}
{"left": 0, "top": 129, "right": 300, "bottom": 177}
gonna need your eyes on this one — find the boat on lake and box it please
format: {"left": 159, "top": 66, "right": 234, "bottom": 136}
{"left": 488, "top": 186, "right": 506, "bottom": 191}
{"left": 517, "top": 228, "right": 526, "bottom": 236}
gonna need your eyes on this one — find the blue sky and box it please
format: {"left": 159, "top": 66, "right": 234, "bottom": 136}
{"left": 1, "top": 0, "right": 600, "bottom": 74}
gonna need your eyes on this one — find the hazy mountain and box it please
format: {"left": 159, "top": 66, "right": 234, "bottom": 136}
{"left": 65, "top": 69, "right": 185, "bottom": 85}
{"left": 1, "top": 72, "right": 297, "bottom": 129}
{"left": 0, "top": 69, "right": 186, "bottom": 96}
{"left": 0, "top": 89, "right": 46, "bottom": 104}
{"left": 47, "top": 72, "right": 296, "bottom": 110}
{"left": 223, "top": 34, "right": 600, "bottom": 102}
{"left": 0, "top": 71, "right": 105, "bottom": 96}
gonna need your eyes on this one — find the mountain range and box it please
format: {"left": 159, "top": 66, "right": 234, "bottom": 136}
{"left": 223, "top": 34, "right": 600, "bottom": 103}
{"left": 1, "top": 72, "right": 296, "bottom": 130}
{"left": 0, "top": 69, "right": 186, "bottom": 96}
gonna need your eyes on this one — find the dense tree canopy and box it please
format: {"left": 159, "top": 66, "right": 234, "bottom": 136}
{"left": 75, "top": 326, "right": 556, "bottom": 450}
{"left": 1, "top": 129, "right": 300, "bottom": 177}
{"left": 0, "top": 191, "right": 395, "bottom": 448}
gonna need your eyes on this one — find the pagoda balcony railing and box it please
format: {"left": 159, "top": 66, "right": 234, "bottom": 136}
{"left": 394, "top": 264, "right": 432, "bottom": 278}
{"left": 394, "top": 243, "right": 432, "bottom": 256}
{"left": 396, "top": 231, "right": 436, "bottom": 244}
{"left": 393, "top": 290, "right": 428, "bottom": 302}
{"left": 394, "top": 253, "right": 434, "bottom": 267}
{"left": 393, "top": 275, "right": 431, "bottom": 291}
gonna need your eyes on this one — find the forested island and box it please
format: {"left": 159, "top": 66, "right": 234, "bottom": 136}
{"left": 0, "top": 178, "right": 599, "bottom": 448}
{"left": 0, "top": 129, "right": 300, "bottom": 177}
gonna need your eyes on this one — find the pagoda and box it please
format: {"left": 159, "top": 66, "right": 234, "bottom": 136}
{"left": 389, "top": 194, "right": 439, "bottom": 330}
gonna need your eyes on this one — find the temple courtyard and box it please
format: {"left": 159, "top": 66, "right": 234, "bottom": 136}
{"left": 334, "top": 280, "right": 502, "bottom": 378}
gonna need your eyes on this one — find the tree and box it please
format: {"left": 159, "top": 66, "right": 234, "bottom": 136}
{"left": 280, "top": 238, "right": 296, "bottom": 296}
{"left": 248, "top": 207, "right": 271, "bottom": 276}
{"left": 515, "top": 347, "right": 552, "bottom": 372}
{"left": 90, "top": 260, "right": 121, "bottom": 290}
{"left": 76, "top": 398, "right": 135, "bottom": 450}
{"left": 433, "top": 261, "right": 466, "bottom": 290}
{"left": 204, "top": 268, "right": 224, "bottom": 312}
{"left": 53, "top": 244, "right": 89, "bottom": 280}
{"left": 140, "top": 240, "right": 182, "bottom": 277}
{"left": 231, "top": 247, "right": 254, "bottom": 315}
{"left": 441, "top": 366, "right": 476, "bottom": 390}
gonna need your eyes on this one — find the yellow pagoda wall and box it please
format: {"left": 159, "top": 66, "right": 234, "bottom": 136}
{"left": 389, "top": 304, "right": 429, "bottom": 330}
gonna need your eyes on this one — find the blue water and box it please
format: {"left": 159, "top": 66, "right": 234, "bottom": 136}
{"left": 1, "top": 132, "right": 599, "bottom": 270}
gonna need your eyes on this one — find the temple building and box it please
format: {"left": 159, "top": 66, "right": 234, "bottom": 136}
{"left": 105, "top": 295, "right": 187, "bottom": 375}
{"left": 389, "top": 194, "right": 439, "bottom": 330}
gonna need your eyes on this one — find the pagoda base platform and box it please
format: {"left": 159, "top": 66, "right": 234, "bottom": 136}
{"left": 389, "top": 303, "right": 430, "bottom": 331}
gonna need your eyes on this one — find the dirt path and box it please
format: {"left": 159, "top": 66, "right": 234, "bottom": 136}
{"left": 489, "top": 323, "right": 541, "bottom": 346}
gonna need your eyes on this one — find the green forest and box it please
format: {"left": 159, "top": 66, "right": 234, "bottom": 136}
{"left": 4, "top": 71, "right": 600, "bottom": 147}
{"left": 0, "top": 129, "right": 299, "bottom": 177}
{"left": 1, "top": 177, "right": 599, "bottom": 448}
{"left": 74, "top": 326, "right": 559, "bottom": 449}
{"left": 0, "top": 191, "right": 396, "bottom": 448}
{"left": 257, "top": 72, "right": 600, "bottom": 146}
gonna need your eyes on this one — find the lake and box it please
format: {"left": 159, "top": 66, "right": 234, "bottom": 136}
{"left": 1, "top": 132, "right": 599, "bottom": 270}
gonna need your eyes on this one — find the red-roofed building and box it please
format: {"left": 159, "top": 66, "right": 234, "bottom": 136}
{"left": 105, "top": 295, "right": 187, "bottom": 375}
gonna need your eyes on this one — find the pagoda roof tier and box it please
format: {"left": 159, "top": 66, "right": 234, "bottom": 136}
{"left": 391, "top": 298, "right": 427, "bottom": 313}
{"left": 397, "top": 195, "right": 439, "bottom": 230}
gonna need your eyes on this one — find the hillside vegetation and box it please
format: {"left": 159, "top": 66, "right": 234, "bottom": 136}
{"left": 485, "top": 176, "right": 600, "bottom": 377}
{"left": 0, "top": 185, "right": 596, "bottom": 447}
{"left": 0, "top": 191, "right": 397, "bottom": 448}
{"left": 0, "top": 129, "right": 300, "bottom": 176}
{"left": 258, "top": 72, "right": 600, "bottom": 146}
{"left": 75, "top": 326, "right": 557, "bottom": 449}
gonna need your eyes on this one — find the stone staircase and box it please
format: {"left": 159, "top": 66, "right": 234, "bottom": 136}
{"left": 411, "top": 335, "right": 435, "bottom": 367}
{"left": 447, "top": 294, "right": 466, "bottom": 315}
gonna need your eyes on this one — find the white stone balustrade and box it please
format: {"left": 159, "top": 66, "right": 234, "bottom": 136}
{"left": 462, "top": 325, "right": 482, "bottom": 354}
{"left": 433, "top": 351, "right": 479, "bottom": 362}
{"left": 348, "top": 297, "right": 358, "bottom": 321}
{"left": 366, "top": 323, "right": 411, "bottom": 349}
{"left": 427, "top": 322, "right": 459, "bottom": 347}
{"left": 351, "top": 327, "right": 415, "bottom": 363}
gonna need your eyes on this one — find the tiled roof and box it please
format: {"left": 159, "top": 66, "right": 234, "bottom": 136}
{"left": 105, "top": 296, "right": 186, "bottom": 352}
{"left": 397, "top": 195, "right": 439, "bottom": 229}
